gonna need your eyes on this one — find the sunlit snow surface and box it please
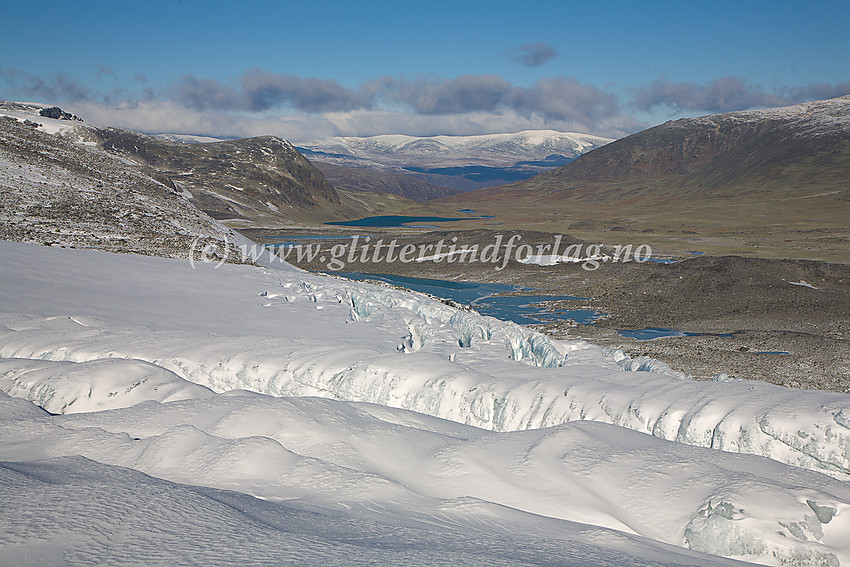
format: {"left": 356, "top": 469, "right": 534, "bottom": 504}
{"left": 1, "top": 241, "right": 850, "bottom": 566}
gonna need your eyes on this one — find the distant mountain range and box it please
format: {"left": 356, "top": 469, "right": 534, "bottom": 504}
{"left": 8, "top": 95, "right": 847, "bottom": 241}
{"left": 301, "top": 130, "right": 612, "bottom": 167}
{"left": 298, "top": 130, "right": 613, "bottom": 196}
{"left": 124, "top": 129, "right": 614, "bottom": 204}
{"left": 442, "top": 96, "right": 850, "bottom": 231}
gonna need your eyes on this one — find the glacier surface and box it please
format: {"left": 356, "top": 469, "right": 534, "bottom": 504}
{"left": 2, "top": 240, "right": 850, "bottom": 565}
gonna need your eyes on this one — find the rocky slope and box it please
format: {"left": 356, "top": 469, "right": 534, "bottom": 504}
{"left": 93, "top": 127, "right": 348, "bottom": 224}
{"left": 0, "top": 103, "right": 243, "bottom": 262}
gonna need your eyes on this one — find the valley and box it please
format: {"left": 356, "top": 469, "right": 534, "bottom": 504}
{"left": 5, "top": 97, "right": 846, "bottom": 393}
{"left": 2, "top": 95, "right": 849, "bottom": 567}
{"left": 3, "top": 4, "right": 848, "bottom": 565}
{"left": 242, "top": 226, "right": 850, "bottom": 393}
{"left": 298, "top": 129, "right": 612, "bottom": 193}
{"left": 235, "top": 96, "right": 850, "bottom": 394}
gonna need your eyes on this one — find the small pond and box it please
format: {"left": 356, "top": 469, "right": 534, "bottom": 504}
{"left": 326, "top": 214, "right": 492, "bottom": 228}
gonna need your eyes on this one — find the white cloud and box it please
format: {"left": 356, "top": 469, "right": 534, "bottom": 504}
{"left": 66, "top": 101, "right": 642, "bottom": 143}
{"left": 68, "top": 100, "right": 340, "bottom": 142}
{"left": 16, "top": 68, "right": 844, "bottom": 142}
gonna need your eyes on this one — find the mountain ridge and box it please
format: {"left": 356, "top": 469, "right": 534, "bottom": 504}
{"left": 0, "top": 101, "right": 424, "bottom": 226}
{"left": 537, "top": 95, "right": 850, "bottom": 189}
{"left": 93, "top": 127, "right": 344, "bottom": 222}
{"left": 438, "top": 96, "right": 850, "bottom": 261}
{"left": 299, "top": 129, "right": 613, "bottom": 194}
{"left": 300, "top": 129, "right": 612, "bottom": 168}
{"left": 442, "top": 96, "right": 850, "bottom": 213}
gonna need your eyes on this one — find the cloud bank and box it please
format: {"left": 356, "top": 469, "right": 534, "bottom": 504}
{"left": 632, "top": 76, "right": 850, "bottom": 113}
{"left": 2, "top": 66, "right": 848, "bottom": 142}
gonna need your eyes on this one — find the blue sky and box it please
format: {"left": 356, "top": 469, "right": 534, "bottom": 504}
{"left": 1, "top": 0, "right": 847, "bottom": 141}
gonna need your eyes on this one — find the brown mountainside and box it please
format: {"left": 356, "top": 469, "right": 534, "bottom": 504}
{"left": 312, "top": 161, "right": 460, "bottom": 202}
{"left": 440, "top": 96, "right": 850, "bottom": 261}
{"left": 92, "top": 128, "right": 347, "bottom": 223}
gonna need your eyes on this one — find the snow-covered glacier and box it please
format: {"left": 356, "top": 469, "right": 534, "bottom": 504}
{"left": 2, "top": 240, "right": 850, "bottom": 565}
{"left": 1, "top": 241, "right": 847, "bottom": 480}
{"left": 3, "top": 388, "right": 849, "bottom": 566}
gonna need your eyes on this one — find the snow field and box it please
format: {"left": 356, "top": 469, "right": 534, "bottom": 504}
{"left": 1, "top": 240, "right": 850, "bottom": 565}
{"left": 0, "top": 242, "right": 847, "bottom": 481}
{"left": 2, "top": 389, "right": 849, "bottom": 566}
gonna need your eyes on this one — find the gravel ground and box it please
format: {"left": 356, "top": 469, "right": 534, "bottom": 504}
{"left": 528, "top": 255, "right": 850, "bottom": 392}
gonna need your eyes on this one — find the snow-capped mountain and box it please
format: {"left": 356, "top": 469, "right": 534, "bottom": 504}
{"left": 299, "top": 130, "right": 614, "bottom": 193}
{"left": 685, "top": 94, "right": 850, "bottom": 134}
{"left": 517, "top": 95, "right": 850, "bottom": 190}
{"left": 303, "top": 130, "right": 613, "bottom": 168}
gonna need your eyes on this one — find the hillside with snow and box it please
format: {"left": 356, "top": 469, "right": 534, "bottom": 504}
{"left": 300, "top": 130, "right": 614, "bottom": 193}
{"left": 0, "top": 103, "right": 244, "bottom": 261}
{"left": 0, "top": 101, "right": 392, "bottom": 227}
{"left": 2, "top": 240, "right": 850, "bottom": 566}
{"left": 447, "top": 95, "right": 850, "bottom": 203}
{"left": 304, "top": 130, "right": 613, "bottom": 168}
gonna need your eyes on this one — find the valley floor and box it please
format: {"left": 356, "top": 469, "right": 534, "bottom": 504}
{"left": 244, "top": 227, "right": 850, "bottom": 393}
